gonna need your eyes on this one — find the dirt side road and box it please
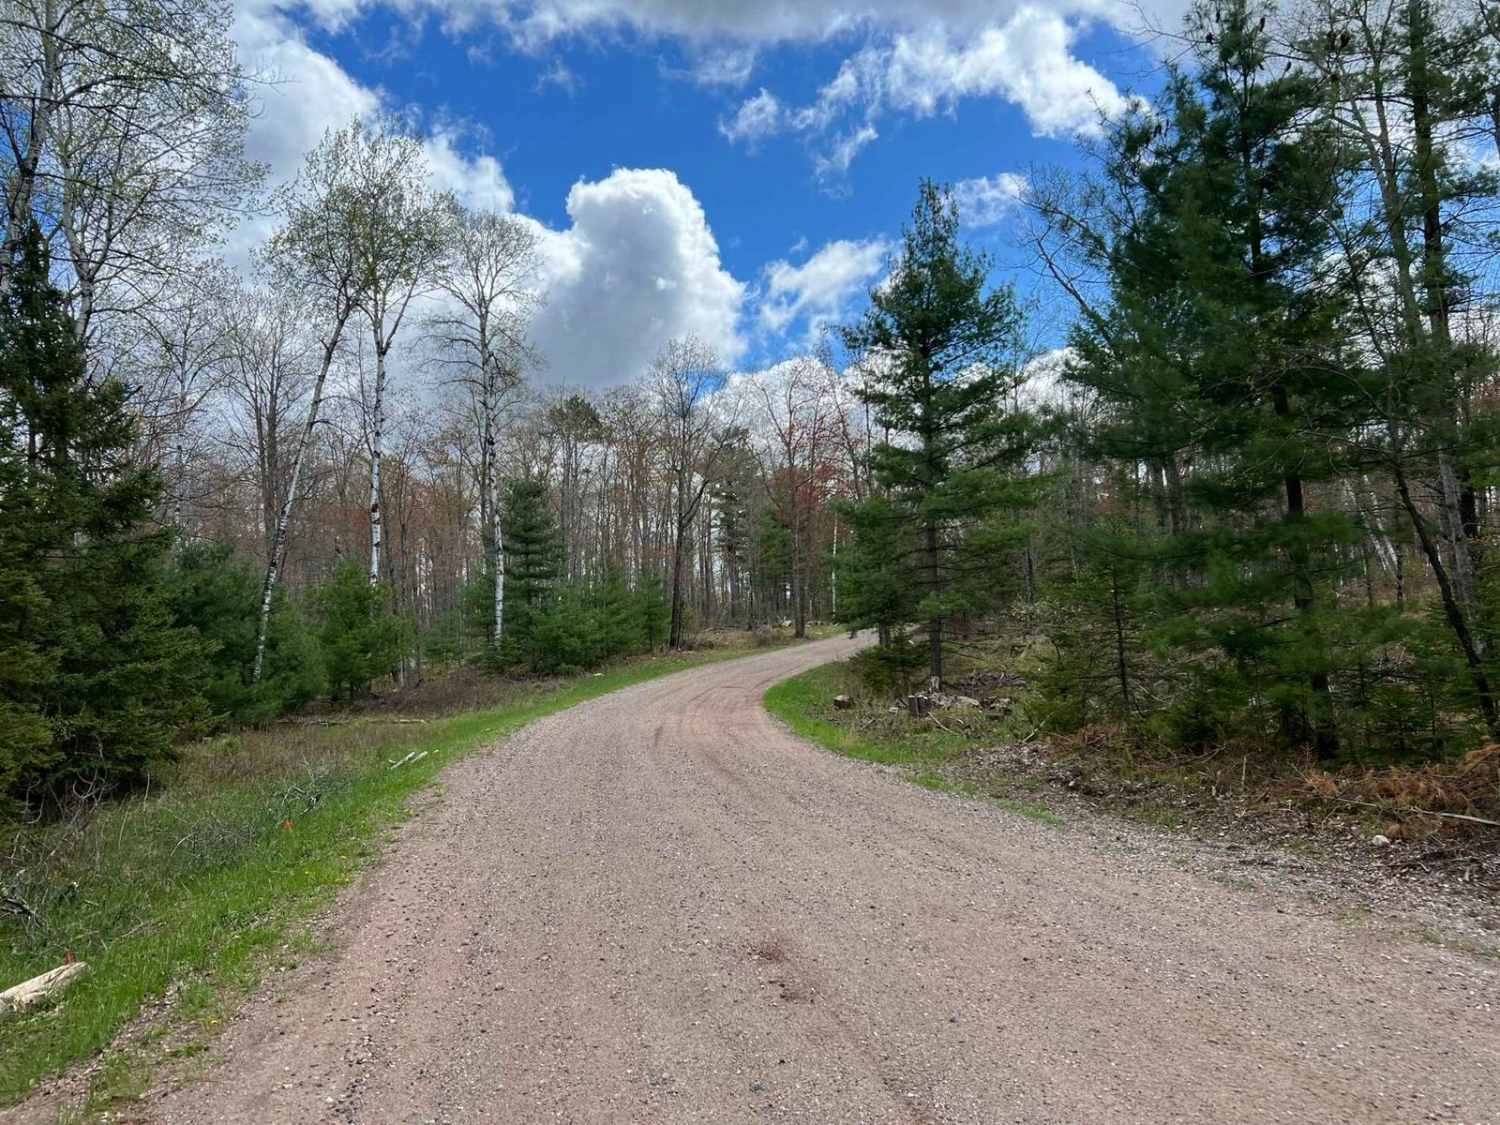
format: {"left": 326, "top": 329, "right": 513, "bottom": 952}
{"left": 129, "top": 637, "right": 1497, "bottom": 1122}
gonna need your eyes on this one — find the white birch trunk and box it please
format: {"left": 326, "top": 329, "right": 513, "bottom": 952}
{"left": 369, "top": 343, "right": 386, "bottom": 585}
{"left": 253, "top": 324, "right": 344, "bottom": 685}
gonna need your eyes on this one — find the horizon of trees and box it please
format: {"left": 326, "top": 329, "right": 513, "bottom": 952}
{"left": 2, "top": 0, "right": 1499, "bottom": 810}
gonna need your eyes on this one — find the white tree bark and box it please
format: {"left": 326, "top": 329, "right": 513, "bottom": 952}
{"left": 369, "top": 342, "right": 387, "bottom": 585}
{"left": 253, "top": 324, "right": 344, "bottom": 684}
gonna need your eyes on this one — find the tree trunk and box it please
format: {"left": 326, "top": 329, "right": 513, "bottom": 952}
{"left": 1110, "top": 565, "right": 1131, "bottom": 712}
{"left": 926, "top": 517, "right": 941, "bottom": 692}
{"left": 253, "top": 322, "right": 346, "bottom": 685}
{"left": 669, "top": 527, "right": 688, "bottom": 649}
{"left": 1394, "top": 460, "right": 1499, "bottom": 735}
{"left": 369, "top": 344, "right": 386, "bottom": 586}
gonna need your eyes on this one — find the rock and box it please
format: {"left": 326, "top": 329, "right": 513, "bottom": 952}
{"left": 1370, "top": 834, "right": 1391, "bottom": 847}
{"left": 833, "top": 694, "right": 852, "bottom": 710}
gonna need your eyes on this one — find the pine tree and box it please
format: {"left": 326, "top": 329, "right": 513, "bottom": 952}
{"left": 838, "top": 180, "right": 1035, "bottom": 690}
{"left": 165, "top": 543, "right": 323, "bottom": 723}
{"left": 0, "top": 225, "right": 206, "bottom": 806}
{"left": 1065, "top": 0, "right": 1372, "bottom": 756}
{"left": 313, "top": 561, "right": 404, "bottom": 700}
{"left": 500, "top": 477, "right": 561, "bottom": 665}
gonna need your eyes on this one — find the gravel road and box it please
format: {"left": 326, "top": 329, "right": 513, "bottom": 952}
{"left": 144, "top": 635, "right": 1496, "bottom": 1124}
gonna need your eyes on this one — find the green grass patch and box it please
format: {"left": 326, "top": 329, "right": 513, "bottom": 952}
{"left": 0, "top": 641, "right": 780, "bottom": 1109}
{"left": 765, "top": 661, "right": 1063, "bottom": 826}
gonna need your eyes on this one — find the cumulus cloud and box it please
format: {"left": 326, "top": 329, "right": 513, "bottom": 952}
{"left": 422, "top": 127, "right": 516, "bottom": 212}
{"left": 233, "top": 6, "right": 744, "bottom": 388}
{"left": 526, "top": 169, "right": 747, "bottom": 386}
{"left": 758, "top": 238, "right": 890, "bottom": 343}
{"left": 953, "top": 172, "right": 1027, "bottom": 227}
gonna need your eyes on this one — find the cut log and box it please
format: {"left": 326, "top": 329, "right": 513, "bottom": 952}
{"left": 1, "top": 962, "right": 88, "bottom": 1014}
{"left": 833, "top": 694, "right": 852, "bottom": 710}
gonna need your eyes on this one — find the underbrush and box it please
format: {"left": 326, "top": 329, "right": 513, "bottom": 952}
{"left": 764, "top": 662, "right": 1061, "bottom": 824}
{"left": 0, "top": 635, "right": 783, "bottom": 1109}
{"left": 770, "top": 653, "right": 1500, "bottom": 871}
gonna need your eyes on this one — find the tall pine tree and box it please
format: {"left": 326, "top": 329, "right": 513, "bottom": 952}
{"left": 0, "top": 225, "right": 204, "bottom": 807}
{"left": 1066, "top": 0, "right": 1370, "bottom": 756}
{"left": 839, "top": 181, "right": 1035, "bottom": 689}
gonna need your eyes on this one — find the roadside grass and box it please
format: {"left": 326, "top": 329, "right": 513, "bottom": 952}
{"left": 764, "top": 661, "right": 1063, "bottom": 827}
{"left": 0, "top": 633, "right": 791, "bottom": 1109}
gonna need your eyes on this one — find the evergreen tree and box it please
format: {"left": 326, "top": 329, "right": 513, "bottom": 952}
{"left": 0, "top": 225, "right": 205, "bottom": 806}
{"left": 313, "top": 561, "right": 405, "bottom": 700}
{"left": 165, "top": 543, "right": 323, "bottom": 723}
{"left": 1065, "top": 0, "right": 1372, "bottom": 756}
{"left": 838, "top": 180, "right": 1035, "bottom": 689}
{"left": 500, "top": 477, "right": 561, "bottom": 664}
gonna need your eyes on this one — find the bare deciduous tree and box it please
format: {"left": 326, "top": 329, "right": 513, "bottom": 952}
{"left": 650, "top": 335, "right": 739, "bottom": 648}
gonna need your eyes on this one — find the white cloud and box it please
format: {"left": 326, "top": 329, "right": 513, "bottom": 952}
{"left": 717, "top": 8, "right": 1137, "bottom": 177}
{"left": 676, "top": 45, "right": 758, "bottom": 87}
{"left": 759, "top": 237, "right": 890, "bottom": 342}
{"left": 526, "top": 168, "right": 747, "bottom": 386}
{"left": 236, "top": 4, "right": 381, "bottom": 186}
{"left": 416, "top": 0, "right": 1184, "bottom": 47}
{"left": 232, "top": 6, "right": 743, "bottom": 388}
{"left": 718, "top": 89, "right": 784, "bottom": 146}
{"left": 953, "top": 172, "right": 1027, "bottom": 227}
{"left": 422, "top": 127, "right": 516, "bottom": 212}
{"left": 877, "top": 13, "right": 1138, "bottom": 137}
{"left": 269, "top": 0, "right": 1175, "bottom": 176}
{"left": 536, "top": 58, "right": 582, "bottom": 95}
{"left": 812, "top": 124, "right": 878, "bottom": 181}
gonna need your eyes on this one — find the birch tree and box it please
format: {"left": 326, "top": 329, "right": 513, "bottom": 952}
{"left": 0, "top": 0, "right": 260, "bottom": 329}
{"left": 429, "top": 202, "right": 539, "bottom": 652}
{"left": 339, "top": 119, "right": 449, "bottom": 586}
{"left": 251, "top": 128, "right": 370, "bottom": 685}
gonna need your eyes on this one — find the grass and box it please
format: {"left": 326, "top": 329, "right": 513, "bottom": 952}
{"left": 764, "top": 661, "right": 1064, "bottom": 826}
{"left": 0, "top": 634, "right": 793, "bottom": 1111}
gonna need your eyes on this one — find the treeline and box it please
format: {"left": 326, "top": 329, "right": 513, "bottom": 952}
{"left": 0, "top": 0, "right": 862, "bottom": 809}
{"left": 2, "top": 0, "right": 1498, "bottom": 812}
{"left": 838, "top": 0, "right": 1500, "bottom": 763}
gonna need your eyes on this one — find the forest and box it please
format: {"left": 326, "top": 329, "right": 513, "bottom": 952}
{"left": 2, "top": 0, "right": 1499, "bottom": 819}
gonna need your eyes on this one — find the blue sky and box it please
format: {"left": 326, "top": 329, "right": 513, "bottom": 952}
{"left": 236, "top": 0, "right": 1180, "bottom": 384}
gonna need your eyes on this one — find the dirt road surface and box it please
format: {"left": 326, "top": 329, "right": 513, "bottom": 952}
{"left": 138, "top": 635, "right": 1494, "bottom": 1123}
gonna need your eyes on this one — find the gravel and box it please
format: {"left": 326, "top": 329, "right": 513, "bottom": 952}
{"left": 110, "top": 636, "right": 1500, "bottom": 1122}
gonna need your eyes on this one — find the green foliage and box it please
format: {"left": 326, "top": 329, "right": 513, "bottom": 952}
{"left": 838, "top": 180, "right": 1037, "bottom": 681}
{"left": 165, "top": 543, "right": 323, "bottom": 724}
{"left": 1058, "top": 2, "right": 1379, "bottom": 756}
{"left": 500, "top": 477, "right": 561, "bottom": 663}
{"left": 523, "top": 573, "right": 669, "bottom": 675}
{"left": 0, "top": 226, "right": 206, "bottom": 808}
{"left": 1024, "top": 523, "right": 1151, "bottom": 733}
{"left": 311, "top": 563, "right": 405, "bottom": 700}
{"left": 847, "top": 634, "right": 926, "bottom": 697}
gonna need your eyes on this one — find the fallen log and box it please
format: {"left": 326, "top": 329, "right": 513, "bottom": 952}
{"left": 1, "top": 962, "right": 88, "bottom": 1014}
